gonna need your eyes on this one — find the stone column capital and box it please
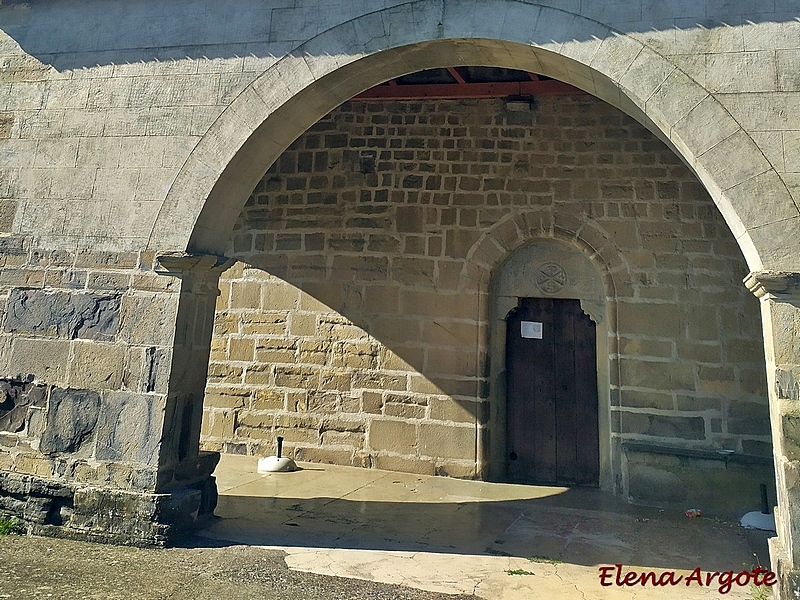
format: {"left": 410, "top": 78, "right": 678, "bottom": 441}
{"left": 745, "top": 271, "right": 800, "bottom": 303}
{"left": 155, "top": 252, "right": 234, "bottom": 275}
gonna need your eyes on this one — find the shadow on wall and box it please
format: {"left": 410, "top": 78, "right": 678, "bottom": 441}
{"left": 209, "top": 249, "right": 490, "bottom": 474}
{"left": 1, "top": 0, "right": 797, "bottom": 71}
{"left": 231, "top": 254, "right": 488, "bottom": 403}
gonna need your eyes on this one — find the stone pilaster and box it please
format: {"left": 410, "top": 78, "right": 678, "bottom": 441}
{"left": 152, "top": 252, "right": 233, "bottom": 495}
{"left": 745, "top": 271, "right": 800, "bottom": 598}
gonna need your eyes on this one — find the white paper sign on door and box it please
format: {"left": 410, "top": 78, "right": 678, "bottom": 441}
{"left": 521, "top": 321, "right": 543, "bottom": 339}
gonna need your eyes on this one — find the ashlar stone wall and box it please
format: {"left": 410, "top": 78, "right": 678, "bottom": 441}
{"left": 201, "top": 95, "right": 770, "bottom": 485}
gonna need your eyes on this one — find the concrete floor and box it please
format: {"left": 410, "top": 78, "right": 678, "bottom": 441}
{"left": 198, "top": 454, "right": 772, "bottom": 599}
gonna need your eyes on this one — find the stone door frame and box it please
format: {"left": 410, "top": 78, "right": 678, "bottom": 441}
{"left": 488, "top": 236, "right": 616, "bottom": 491}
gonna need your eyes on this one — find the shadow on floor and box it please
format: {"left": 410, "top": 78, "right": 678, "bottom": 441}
{"left": 193, "top": 487, "right": 772, "bottom": 573}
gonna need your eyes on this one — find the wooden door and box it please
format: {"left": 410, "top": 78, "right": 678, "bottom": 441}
{"left": 505, "top": 297, "right": 599, "bottom": 486}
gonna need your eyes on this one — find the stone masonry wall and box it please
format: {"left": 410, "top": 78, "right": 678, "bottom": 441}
{"left": 201, "top": 95, "right": 770, "bottom": 479}
{"left": 0, "top": 245, "right": 177, "bottom": 490}
{"left": 0, "top": 244, "right": 225, "bottom": 544}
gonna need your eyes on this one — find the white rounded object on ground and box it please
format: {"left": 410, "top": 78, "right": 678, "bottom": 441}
{"left": 258, "top": 456, "right": 297, "bottom": 473}
{"left": 740, "top": 511, "right": 776, "bottom": 531}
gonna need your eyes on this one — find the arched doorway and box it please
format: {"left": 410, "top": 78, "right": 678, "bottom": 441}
{"left": 491, "top": 238, "right": 610, "bottom": 488}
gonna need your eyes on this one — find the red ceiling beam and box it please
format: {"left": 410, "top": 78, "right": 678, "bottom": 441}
{"left": 446, "top": 66, "right": 467, "bottom": 84}
{"left": 352, "top": 79, "right": 583, "bottom": 100}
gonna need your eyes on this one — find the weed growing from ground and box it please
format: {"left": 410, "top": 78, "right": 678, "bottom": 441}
{"left": 0, "top": 516, "right": 23, "bottom": 535}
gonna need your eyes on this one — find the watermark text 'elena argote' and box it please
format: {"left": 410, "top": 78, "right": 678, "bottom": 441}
{"left": 598, "top": 564, "right": 777, "bottom": 594}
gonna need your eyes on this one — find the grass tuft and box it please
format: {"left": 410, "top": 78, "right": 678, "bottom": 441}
{"left": 0, "top": 516, "right": 23, "bottom": 535}
{"left": 505, "top": 569, "right": 535, "bottom": 576}
{"left": 528, "top": 555, "right": 562, "bottom": 564}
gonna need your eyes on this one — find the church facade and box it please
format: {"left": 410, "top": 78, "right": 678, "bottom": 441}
{"left": 0, "top": 1, "right": 799, "bottom": 596}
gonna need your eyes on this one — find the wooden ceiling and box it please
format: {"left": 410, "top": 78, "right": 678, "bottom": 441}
{"left": 353, "top": 66, "right": 584, "bottom": 100}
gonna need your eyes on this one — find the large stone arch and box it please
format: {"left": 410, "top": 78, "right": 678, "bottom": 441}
{"left": 148, "top": 0, "right": 798, "bottom": 272}
{"left": 4, "top": 2, "right": 800, "bottom": 595}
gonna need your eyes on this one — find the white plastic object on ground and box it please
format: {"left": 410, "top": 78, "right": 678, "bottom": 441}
{"left": 740, "top": 511, "right": 776, "bottom": 532}
{"left": 257, "top": 455, "right": 298, "bottom": 473}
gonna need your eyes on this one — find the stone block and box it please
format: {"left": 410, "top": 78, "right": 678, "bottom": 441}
{"left": 274, "top": 366, "right": 318, "bottom": 388}
{"left": 408, "top": 375, "right": 445, "bottom": 395}
{"left": 352, "top": 372, "right": 407, "bottom": 391}
{"left": 237, "top": 412, "right": 274, "bottom": 429}
{"left": 10, "top": 338, "right": 70, "bottom": 384}
{"left": 4, "top": 289, "right": 121, "bottom": 341}
{"left": 86, "top": 271, "right": 131, "bottom": 291}
{"left": 619, "top": 337, "right": 674, "bottom": 359}
{"left": 273, "top": 427, "right": 319, "bottom": 444}
{"left": 384, "top": 402, "right": 425, "bottom": 419}
{"left": 228, "top": 338, "right": 254, "bottom": 361}
{"left": 418, "top": 423, "right": 476, "bottom": 460}
{"left": 289, "top": 313, "right": 316, "bottom": 336}
{"left": 434, "top": 461, "right": 477, "bottom": 479}
{"left": 204, "top": 388, "right": 249, "bottom": 410}
{"left": 241, "top": 313, "right": 286, "bottom": 335}
{"left": 294, "top": 446, "right": 353, "bottom": 465}
{"left": 318, "top": 317, "right": 366, "bottom": 340}
{"left": 39, "top": 387, "right": 100, "bottom": 455}
{"left": 675, "top": 395, "right": 722, "bottom": 412}
{"left": 362, "top": 391, "right": 383, "bottom": 414}
{"left": 207, "top": 412, "right": 235, "bottom": 439}
{"left": 445, "top": 229, "right": 483, "bottom": 259}
{"left": 300, "top": 283, "right": 342, "bottom": 312}
{"left": 262, "top": 283, "right": 300, "bottom": 310}
{"left": 427, "top": 376, "right": 484, "bottom": 398}
{"left": 371, "top": 316, "right": 422, "bottom": 344}
{"left": 429, "top": 397, "right": 479, "bottom": 423}
{"left": 254, "top": 338, "right": 296, "bottom": 362}
{"left": 368, "top": 419, "right": 416, "bottom": 453}
{"left": 424, "top": 346, "right": 476, "bottom": 376}
{"left": 374, "top": 454, "right": 435, "bottom": 475}
{"left": 320, "top": 431, "right": 364, "bottom": 448}
{"left": 243, "top": 364, "right": 272, "bottom": 385}
{"left": 12, "top": 454, "right": 54, "bottom": 479}
{"left": 69, "top": 341, "right": 124, "bottom": 390}
{"left": 213, "top": 314, "right": 239, "bottom": 336}
{"left": 331, "top": 341, "right": 377, "bottom": 369}
{"left": 627, "top": 464, "right": 687, "bottom": 504}
{"left": 620, "top": 412, "right": 706, "bottom": 440}
{"left": 321, "top": 416, "right": 365, "bottom": 433}
{"left": 275, "top": 413, "right": 319, "bottom": 430}
{"left": 251, "top": 389, "right": 284, "bottom": 411}
{"left": 617, "top": 302, "right": 684, "bottom": 338}
{"left": 297, "top": 340, "right": 330, "bottom": 364}
{"left": 403, "top": 290, "right": 480, "bottom": 321}
{"left": 94, "top": 392, "right": 164, "bottom": 465}
{"left": 0, "top": 379, "right": 47, "bottom": 434}
{"left": 422, "top": 321, "right": 479, "bottom": 348}
{"left": 230, "top": 282, "right": 261, "bottom": 309}
{"left": 319, "top": 370, "right": 350, "bottom": 392}
{"left": 379, "top": 347, "right": 422, "bottom": 371}
{"left": 728, "top": 401, "right": 771, "bottom": 435}
{"left": 118, "top": 294, "right": 177, "bottom": 346}
{"left": 619, "top": 359, "right": 695, "bottom": 390}
{"left": 685, "top": 304, "right": 720, "bottom": 341}
{"left": 619, "top": 390, "right": 674, "bottom": 410}
{"left": 206, "top": 363, "right": 243, "bottom": 385}
{"left": 307, "top": 390, "right": 338, "bottom": 412}
{"left": 675, "top": 341, "right": 721, "bottom": 363}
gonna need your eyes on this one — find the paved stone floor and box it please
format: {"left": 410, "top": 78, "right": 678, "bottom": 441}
{"left": 197, "top": 454, "right": 773, "bottom": 599}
